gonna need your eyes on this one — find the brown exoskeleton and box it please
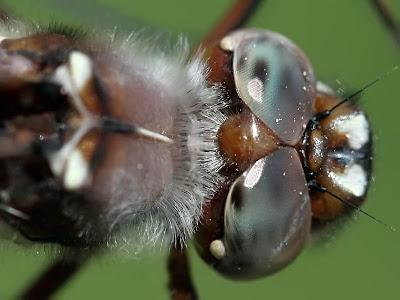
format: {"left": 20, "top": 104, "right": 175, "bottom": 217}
{"left": 0, "top": 1, "right": 398, "bottom": 299}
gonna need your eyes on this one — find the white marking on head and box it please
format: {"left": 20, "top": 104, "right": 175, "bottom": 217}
{"left": 316, "top": 81, "right": 335, "bottom": 95}
{"left": 328, "top": 164, "right": 367, "bottom": 197}
{"left": 0, "top": 36, "right": 7, "bottom": 43}
{"left": 210, "top": 239, "right": 226, "bottom": 260}
{"left": 220, "top": 36, "right": 235, "bottom": 51}
{"left": 63, "top": 149, "right": 90, "bottom": 190}
{"left": 247, "top": 77, "right": 264, "bottom": 103}
{"left": 244, "top": 158, "right": 265, "bottom": 188}
{"left": 335, "top": 114, "right": 369, "bottom": 150}
{"left": 69, "top": 51, "right": 93, "bottom": 92}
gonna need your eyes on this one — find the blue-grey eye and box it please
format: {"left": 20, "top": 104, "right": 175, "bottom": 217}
{"left": 210, "top": 147, "right": 311, "bottom": 279}
{"left": 221, "top": 29, "right": 316, "bottom": 145}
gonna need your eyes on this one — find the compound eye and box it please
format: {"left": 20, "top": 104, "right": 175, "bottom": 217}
{"left": 221, "top": 29, "right": 316, "bottom": 145}
{"left": 213, "top": 148, "right": 311, "bottom": 279}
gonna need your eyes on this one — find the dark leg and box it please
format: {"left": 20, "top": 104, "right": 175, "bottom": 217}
{"left": 20, "top": 254, "right": 91, "bottom": 300}
{"left": 167, "top": 248, "right": 198, "bottom": 300}
{"left": 198, "top": 0, "right": 264, "bottom": 51}
{"left": 371, "top": 0, "right": 400, "bottom": 46}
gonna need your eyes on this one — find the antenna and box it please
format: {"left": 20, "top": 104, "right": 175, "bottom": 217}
{"left": 313, "top": 66, "right": 399, "bottom": 122}
{"left": 308, "top": 180, "right": 396, "bottom": 231}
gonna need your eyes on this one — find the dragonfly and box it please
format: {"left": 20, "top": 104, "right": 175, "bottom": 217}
{"left": 0, "top": 1, "right": 399, "bottom": 299}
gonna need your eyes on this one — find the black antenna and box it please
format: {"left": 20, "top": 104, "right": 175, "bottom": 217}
{"left": 313, "top": 66, "right": 399, "bottom": 122}
{"left": 308, "top": 180, "right": 396, "bottom": 231}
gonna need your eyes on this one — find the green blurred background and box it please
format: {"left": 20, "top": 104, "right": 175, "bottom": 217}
{"left": 0, "top": 0, "right": 399, "bottom": 299}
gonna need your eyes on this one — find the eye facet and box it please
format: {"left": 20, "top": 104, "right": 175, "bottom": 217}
{"left": 212, "top": 147, "right": 311, "bottom": 280}
{"left": 221, "top": 29, "right": 316, "bottom": 145}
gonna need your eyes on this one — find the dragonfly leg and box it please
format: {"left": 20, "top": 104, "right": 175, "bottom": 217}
{"left": 371, "top": 0, "right": 400, "bottom": 47}
{"left": 198, "top": 0, "right": 264, "bottom": 51}
{"left": 167, "top": 247, "right": 198, "bottom": 300}
{"left": 20, "top": 254, "right": 91, "bottom": 300}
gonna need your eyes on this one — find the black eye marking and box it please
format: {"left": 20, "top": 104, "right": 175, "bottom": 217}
{"left": 231, "top": 184, "right": 244, "bottom": 211}
{"left": 252, "top": 59, "right": 269, "bottom": 84}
